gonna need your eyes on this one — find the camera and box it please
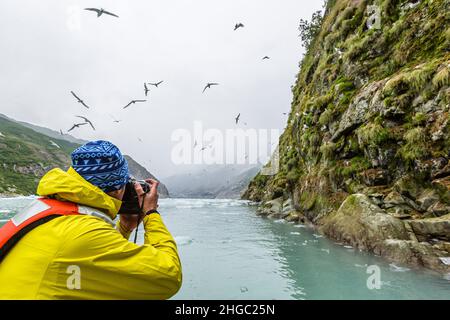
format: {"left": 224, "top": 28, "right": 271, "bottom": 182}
{"left": 118, "top": 179, "right": 150, "bottom": 215}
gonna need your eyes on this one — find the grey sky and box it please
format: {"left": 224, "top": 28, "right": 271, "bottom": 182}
{"left": 0, "top": 0, "right": 323, "bottom": 178}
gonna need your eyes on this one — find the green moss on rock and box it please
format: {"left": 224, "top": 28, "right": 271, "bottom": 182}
{"left": 243, "top": 1, "right": 450, "bottom": 271}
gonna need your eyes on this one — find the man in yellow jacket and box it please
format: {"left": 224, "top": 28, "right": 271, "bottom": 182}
{"left": 0, "top": 140, "right": 182, "bottom": 299}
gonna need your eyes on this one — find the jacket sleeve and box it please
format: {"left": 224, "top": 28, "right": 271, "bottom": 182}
{"left": 54, "top": 214, "right": 182, "bottom": 300}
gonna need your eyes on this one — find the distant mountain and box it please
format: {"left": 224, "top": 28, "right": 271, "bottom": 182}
{"left": 0, "top": 114, "right": 169, "bottom": 197}
{"left": 164, "top": 165, "right": 260, "bottom": 199}
{"left": 124, "top": 156, "right": 169, "bottom": 198}
{"left": 0, "top": 113, "right": 86, "bottom": 145}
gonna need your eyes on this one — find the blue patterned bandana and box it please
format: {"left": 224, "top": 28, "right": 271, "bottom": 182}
{"left": 71, "top": 140, "right": 129, "bottom": 193}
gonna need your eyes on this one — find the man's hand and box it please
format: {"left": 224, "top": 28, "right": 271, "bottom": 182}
{"left": 119, "top": 179, "right": 159, "bottom": 232}
{"left": 137, "top": 179, "right": 159, "bottom": 213}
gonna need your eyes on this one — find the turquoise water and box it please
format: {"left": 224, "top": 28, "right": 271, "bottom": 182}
{"left": 1, "top": 197, "right": 449, "bottom": 299}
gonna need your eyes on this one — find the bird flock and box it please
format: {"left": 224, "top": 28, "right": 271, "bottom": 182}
{"left": 63, "top": 7, "right": 273, "bottom": 136}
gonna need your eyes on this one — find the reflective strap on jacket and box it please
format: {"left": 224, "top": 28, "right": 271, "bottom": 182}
{"left": 0, "top": 197, "right": 114, "bottom": 262}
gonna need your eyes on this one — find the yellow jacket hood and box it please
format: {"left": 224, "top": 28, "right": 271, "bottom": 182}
{"left": 36, "top": 167, "right": 122, "bottom": 219}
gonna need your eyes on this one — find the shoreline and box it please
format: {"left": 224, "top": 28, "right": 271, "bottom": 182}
{"left": 260, "top": 211, "right": 447, "bottom": 278}
{"left": 251, "top": 196, "right": 450, "bottom": 275}
{"left": 0, "top": 193, "right": 32, "bottom": 199}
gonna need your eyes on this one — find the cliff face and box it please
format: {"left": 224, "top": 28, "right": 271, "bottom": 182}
{"left": 244, "top": 0, "right": 450, "bottom": 272}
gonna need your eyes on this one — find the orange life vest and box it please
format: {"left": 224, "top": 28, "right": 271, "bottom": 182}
{"left": 0, "top": 198, "right": 80, "bottom": 262}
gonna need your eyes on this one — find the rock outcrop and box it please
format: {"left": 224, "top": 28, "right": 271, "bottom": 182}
{"left": 244, "top": 0, "right": 450, "bottom": 273}
{"left": 320, "top": 194, "right": 410, "bottom": 249}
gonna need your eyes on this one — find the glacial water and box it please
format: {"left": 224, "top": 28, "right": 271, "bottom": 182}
{"left": 0, "top": 197, "right": 449, "bottom": 300}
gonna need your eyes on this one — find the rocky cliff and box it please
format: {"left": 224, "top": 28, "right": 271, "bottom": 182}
{"left": 124, "top": 155, "right": 170, "bottom": 198}
{"left": 244, "top": 0, "right": 450, "bottom": 273}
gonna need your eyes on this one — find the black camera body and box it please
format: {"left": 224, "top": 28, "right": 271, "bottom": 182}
{"left": 118, "top": 179, "right": 150, "bottom": 215}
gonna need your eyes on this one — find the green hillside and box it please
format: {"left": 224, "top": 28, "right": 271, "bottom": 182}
{"left": 0, "top": 115, "right": 171, "bottom": 197}
{"left": 0, "top": 116, "right": 79, "bottom": 195}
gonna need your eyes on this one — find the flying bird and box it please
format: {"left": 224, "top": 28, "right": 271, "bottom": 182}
{"left": 262, "top": 56, "right": 270, "bottom": 60}
{"left": 203, "top": 83, "right": 219, "bottom": 93}
{"left": 109, "top": 115, "right": 122, "bottom": 123}
{"left": 234, "top": 23, "right": 244, "bottom": 30}
{"left": 84, "top": 8, "right": 119, "bottom": 18}
{"left": 70, "top": 91, "right": 90, "bottom": 109}
{"left": 75, "top": 115, "right": 95, "bottom": 131}
{"left": 123, "top": 100, "right": 147, "bottom": 109}
{"left": 144, "top": 83, "right": 150, "bottom": 97}
{"left": 68, "top": 122, "right": 88, "bottom": 132}
{"left": 148, "top": 81, "right": 164, "bottom": 88}
{"left": 235, "top": 113, "right": 240, "bottom": 124}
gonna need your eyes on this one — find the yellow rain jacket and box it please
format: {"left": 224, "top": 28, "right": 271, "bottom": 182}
{"left": 0, "top": 167, "right": 182, "bottom": 299}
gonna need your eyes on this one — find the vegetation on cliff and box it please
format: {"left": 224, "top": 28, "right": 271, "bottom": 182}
{"left": 244, "top": 0, "right": 450, "bottom": 272}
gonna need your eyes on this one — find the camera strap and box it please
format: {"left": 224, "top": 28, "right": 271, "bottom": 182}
{"left": 133, "top": 191, "right": 149, "bottom": 244}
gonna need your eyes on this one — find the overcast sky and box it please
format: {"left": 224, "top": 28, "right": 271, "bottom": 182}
{"left": 0, "top": 0, "right": 323, "bottom": 178}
